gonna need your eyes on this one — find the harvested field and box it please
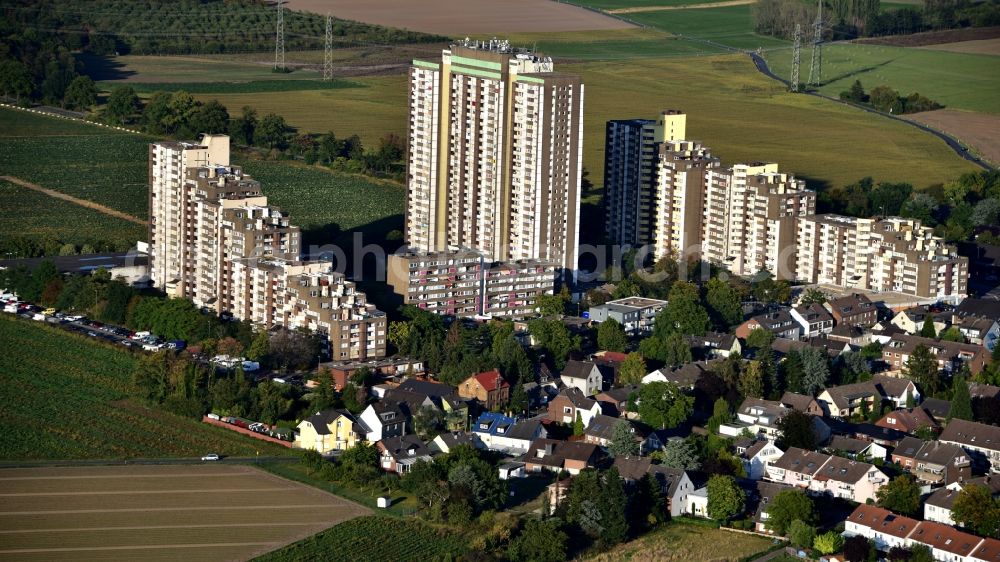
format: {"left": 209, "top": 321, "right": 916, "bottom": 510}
{"left": 283, "top": 0, "right": 634, "bottom": 34}
{"left": 906, "top": 109, "right": 1000, "bottom": 165}
{"left": 921, "top": 37, "right": 1000, "bottom": 56}
{"left": 0, "top": 464, "right": 370, "bottom": 562}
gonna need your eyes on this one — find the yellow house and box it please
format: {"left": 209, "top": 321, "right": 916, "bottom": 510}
{"left": 294, "top": 409, "right": 360, "bottom": 454}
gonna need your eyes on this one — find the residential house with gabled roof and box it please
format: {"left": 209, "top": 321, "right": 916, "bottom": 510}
{"left": 958, "top": 317, "right": 1000, "bottom": 351}
{"left": 770, "top": 336, "right": 850, "bottom": 360}
{"left": 882, "top": 333, "right": 991, "bottom": 376}
{"left": 458, "top": 369, "right": 510, "bottom": 410}
{"left": 358, "top": 400, "right": 407, "bottom": 442}
{"left": 826, "top": 436, "right": 887, "bottom": 462}
{"left": 684, "top": 331, "right": 742, "bottom": 359}
{"left": 971, "top": 537, "right": 1000, "bottom": 562}
{"left": 766, "top": 447, "right": 887, "bottom": 503}
{"left": 955, "top": 298, "right": 1000, "bottom": 324}
{"left": 923, "top": 397, "right": 952, "bottom": 421}
{"left": 737, "top": 439, "right": 784, "bottom": 480}
{"left": 583, "top": 415, "right": 657, "bottom": 454}
{"left": 891, "top": 305, "right": 950, "bottom": 336}
{"left": 791, "top": 303, "right": 835, "bottom": 338}
{"left": 751, "top": 480, "right": 795, "bottom": 535}
{"left": 610, "top": 456, "right": 697, "bottom": 518}
{"left": 428, "top": 431, "right": 479, "bottom": 454}
{"left": 641, "top": 360, "right": 720, "bottom": 389}
{"left": 735, "top": 308, "right": 801, "bottom": 341}
{"left": 844, "top": 504, "right": 920, "bottom": 553}
{"left": 547, "top": 387, "right": 602, "bottom": 428}
{"left": 294, "top": 408, "right": 360, "bottom": 454}
{"left": 780, "top": 392, "right": 824, "bottom": 416}
{"left": 940, "top": 418, "right": 1000, "bottom": 472}
{"left": 560, "top": 360, "right": 603, "bottom": 396}
{"left": 522, "top": 438, "right": 601, "bottom": 475}
{"left": 971, "top": 382, "right": 1000, "bottom": 400}
{"left": 396, "top": 378, "right": 469, "bottom": 431}
{"left": 910, "top": 520, "right": 984, "bottom": 562}
{"left": 472, "top": 412, "right": 547, "bottom": 455}
{"left": 595, "top": 385, "right": 639, "bottom": 418}
{"left": 817, "top": 375, "right": 920, "bottom": 419}
{"left": 925, "top": 475, "right": 1000, "bottom": 526}
{"left": 876, "top": 407, "right": 939, "bottom": 435}
{"left": 826, "top": 293, "right": 877, "bottom": 328}
{"left": 377, "top": 435, "right": 432, "bottom": 474}
{"left": 722, "top": 397, "right": 830, "bottom": 444}
{"left": 891, "top": 436, "right": 927, "bottom": 469}
{"left": 811, "top": 454, "right": 888, "bottom": 503}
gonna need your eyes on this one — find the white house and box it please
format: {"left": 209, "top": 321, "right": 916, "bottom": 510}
{"left": 560, "top": 360, "right": 603, "bottom": 396}
{"left": 358, "top": 401, "right": 407, "bottom": 442}
{"left": 737, "top": 440, "right": 784, "bottom": 481}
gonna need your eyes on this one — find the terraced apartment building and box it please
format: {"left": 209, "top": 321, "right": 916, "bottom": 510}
{"left": 148, "top": 135, "right": 386, "bottom": 360}
{"left": 796, "top": 215, "right": 968, "bottom": 298}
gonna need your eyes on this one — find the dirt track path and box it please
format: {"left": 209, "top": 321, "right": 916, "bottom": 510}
{"left": 0, "top": 175, "right": 147, "bottom": 225}
{"left": 609, "top": 0, "right": 755, "bottom": 13}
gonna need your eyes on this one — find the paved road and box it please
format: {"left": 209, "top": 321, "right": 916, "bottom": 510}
{"left": 748, "top": 52, "right": 994, "bottom": 171}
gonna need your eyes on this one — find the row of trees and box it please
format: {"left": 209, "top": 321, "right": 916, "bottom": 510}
{"left": 6, "top": 0, "right": 444, "bottom": 57}
{"left": 754, "top": 0, "right": 1000, "bottom": 41}
{"left": 839, "top": 79, "right": 943, "bottom": 114}
{"left": 820, "top": 170, "right": 1000, "bottom": 244}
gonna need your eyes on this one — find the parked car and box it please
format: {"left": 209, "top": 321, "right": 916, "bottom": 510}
{"left": 201, "top": 453, "right": 220, "bottom": 461}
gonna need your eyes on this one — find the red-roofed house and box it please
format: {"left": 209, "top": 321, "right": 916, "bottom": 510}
{"left": 458, "top": 369, "right": 510, "bottom": 410}
{"left": 910, "top": 520, "right": 984, "bottom": 562}
{"left": 844, "top": 504, "right": 919, "bottom": 553}
{"left": 972, "top": 537, "right": 1000, "bottom": 562}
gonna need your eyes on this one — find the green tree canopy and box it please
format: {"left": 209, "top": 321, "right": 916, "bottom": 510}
{"left": 876, "top": 474, "right": 921, "bottom": 516}
{"left": 597, "top": 318, "right": 628, "bottom": 352}
{"left": 637, "top": 381, "right": 693, "bottom": 430}
{"left": 952, "top": 484, "right": 1000, "bottom": 537}
{"left": 765, "top": 489, "right": 816, "bottom": 535}
{"left": 706, "top": 474, "right": 745, "bottom": 522}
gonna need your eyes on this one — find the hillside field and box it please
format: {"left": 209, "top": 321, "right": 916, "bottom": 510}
{"left": 0, "top": 315, "right": 290, "bottom": 460}
{"left": 0, "top": 464, "right": 368, "bottom": 562}
{"left": 254, "top": 515, "right": 469, "bottom": 562}
{"left": 0, "top": 109, "right": 406, "bottom": 245}
{"left": 585, "top": 523, "right": 776, "bottom": 561}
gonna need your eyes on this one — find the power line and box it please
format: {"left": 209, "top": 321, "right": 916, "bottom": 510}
{"left": 323, "top": 13, "right": 334, "bottom": 81}
{"left": 808, "top": 0, "right": 824, "bottom": 86}
{"left": 791, "top": 23, "right": 802, "bottom": 93}
{"left": 274, "top": 1, "right": 285, "bottom": 71}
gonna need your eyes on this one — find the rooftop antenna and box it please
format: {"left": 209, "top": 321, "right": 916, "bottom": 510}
{"left": 274, "top": 1, "right": 285, "bottom": 71}
{"left": 790, "top": 23, "right": 802, "bottom": 93}
{"left": 808, "top": 0, "right": 823, "bottom": 86}
{"left": 323, "top": 13, "right": 334, "bottom": 81}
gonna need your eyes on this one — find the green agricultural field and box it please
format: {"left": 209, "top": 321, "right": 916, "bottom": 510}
{"left": 82, "top": 53, "right": 324, "bottom": 83}
{"left": 572, "top": 55, "right": 978, "bottom": 192}
{"left": 0, "top": 108, "right": 152, "bottom": 219}
{"left": 495, "top": 28, "right": 734, "bottom": 60}
{"left": 0, "top": 179, "right": 146, "bottom": 252}
{"left": 192, "top": 74, "right": 407, "bottom": 150}
{"left": 254, "top": 516, "right": 469, "bottom": 562}
{"left": 764, "top": 42, "right": 1000, "bottom": 114}
{"left": 626, "top": 5, "right": 790, "bottom": 50}
{"left": 0, "top": 316, "right": 291, "bottom": 460}
{"left": 233, "top": 158, "right": 405, "bottom": 236}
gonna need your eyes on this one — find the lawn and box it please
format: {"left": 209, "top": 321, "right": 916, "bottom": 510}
{"left": 496, "top": 28, "right": 736, "bottom": 60}
{"left": 0, "top": 179, "right": 146, "bottom": 252}
{"left": 0, "top": 315, "right": 291, "bottom": 460}
{"left": 565, "top": 0, "right": 740, "bottom": 9}
{"left": 0, "top": 464, "right": 368, "bottom": 562}
{"left": 585, "top": 522, "right": 777, "bottom": 561}
{"left": 253, "top": 516, "right": 469, "bottom": 562}
{"left": 764, "top": 42, "right": 1000, "bottom": 114}
{"left": 627, "top": 5, "right": 790, "bottom": 50}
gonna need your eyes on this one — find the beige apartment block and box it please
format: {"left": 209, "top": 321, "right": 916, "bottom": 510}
{"left": 704, "top": 165, "right": 815, "bottom": 279}
{"left": 406, "top": 40, "right": 583, "bottom": 279}
{"left": 148, "top": 135, "right": 385, "bottom": 360}
{"left": 651, "top": 139, "right": 719, "bottom": 261}
{"left": 795, "top": 215, "right": 968, "bottom": 298}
